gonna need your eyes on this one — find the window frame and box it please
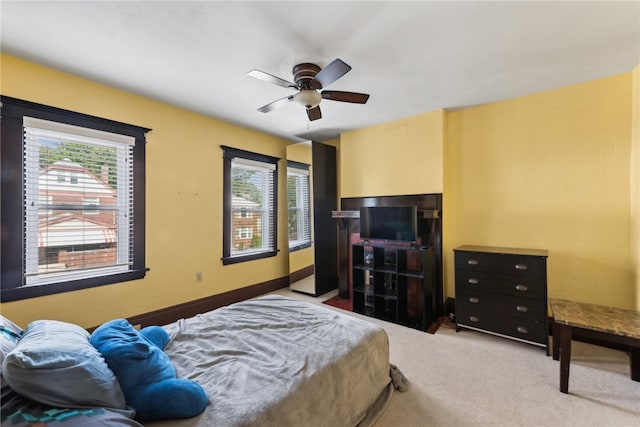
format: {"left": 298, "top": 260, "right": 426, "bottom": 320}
{"left": 0, "top": 96, "right": 150, "bottom": 302}
{"left": 221, "top": 145, "right": 279, "bottom": 265}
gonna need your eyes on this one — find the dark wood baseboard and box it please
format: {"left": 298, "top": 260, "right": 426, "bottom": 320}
{"left": 120, "top": 275, "right": 289, "bottom": 329}
{"left": 289, "top": 264, "right": 314, "bottom": 284}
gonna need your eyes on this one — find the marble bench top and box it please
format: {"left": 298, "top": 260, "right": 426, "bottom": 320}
{"left": 549, "top": 298, "right": 640, "bottom": 340}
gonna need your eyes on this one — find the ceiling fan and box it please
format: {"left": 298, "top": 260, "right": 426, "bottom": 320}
{"left": 247, "top": 58, "right": 370, "bottom": 121}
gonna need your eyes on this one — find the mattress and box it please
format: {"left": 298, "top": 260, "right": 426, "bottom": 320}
{"left": 145, "top": 294, "right": 394, "bottom": 427}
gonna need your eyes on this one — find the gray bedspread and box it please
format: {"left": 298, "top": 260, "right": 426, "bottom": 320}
{"left": 145, "top": 295, "right": 394, "bottom": 427}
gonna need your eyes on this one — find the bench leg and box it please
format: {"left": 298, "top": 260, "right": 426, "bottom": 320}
{"left": 552, "top": 320, "right": 560, "bottom": 360}
{"left": 557, "top": 323, "right": 572, "bottom": 394}
{"left": 631, "top": 346, "right": 640, "bottom": 382}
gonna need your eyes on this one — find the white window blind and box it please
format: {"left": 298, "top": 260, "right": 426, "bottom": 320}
{"left": 230, "top": 157, "right": 276, "bottom": 257}
{"left": 287, "top": 165, "right": 311, "bottom": 250}
{"left": 23, "top": 117, "right": 134, "bottom": 286}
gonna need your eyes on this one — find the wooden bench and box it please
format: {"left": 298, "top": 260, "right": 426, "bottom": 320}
{"left": 549, "top": 298, "right": 640, "bottom": 393}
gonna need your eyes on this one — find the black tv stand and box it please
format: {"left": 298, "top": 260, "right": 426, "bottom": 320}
{"left": 351, "top": 241, "right": 436, "bottom": 331}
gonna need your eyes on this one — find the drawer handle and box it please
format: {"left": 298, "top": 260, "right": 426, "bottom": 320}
{"left": 469, "top": 316, "right": 480, "bottom": 322}
{"left": 515, "top": 284, "right": 528, "bottom": 292}
{"left": 516, "top": 305, "right": 528, "bottom": 313}
{"left": 517, "top": 326, "right": 529, "bottom": 334}
{"left": 469, "top": 297, "right": 480, "bottom": 303}
{"left": 515, "top": 264, "right": 528, "bottom": 270}
{"left": 467, "top": 259, "right": 479, "bottom": 265}
{"left": 468, "top": 278, "right": 479, "bottom": 285}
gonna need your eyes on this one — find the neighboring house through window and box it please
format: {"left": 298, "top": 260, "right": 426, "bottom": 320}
{"left": 0, "top": 96, "right": 150, "bottom": 302}
{"left": 83, "top": 196, "right": 100, "bottom": 215}
{"left": 221, "top": 146, "right": 279, "bottom": 265}
{"left": 287, "top": 161, "right": 311, "bottom": 251}
{"left": 236, "top": 227, "right": 253, "bottom": 240}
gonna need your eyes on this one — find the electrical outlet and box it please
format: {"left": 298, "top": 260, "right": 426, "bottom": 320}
{"left": 195, "top": 272, "right": 203, "bottom": 282}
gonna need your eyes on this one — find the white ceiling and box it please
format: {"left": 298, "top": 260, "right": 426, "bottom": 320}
{"left": 2, "top": 1, "right": 639, "bottom": 143}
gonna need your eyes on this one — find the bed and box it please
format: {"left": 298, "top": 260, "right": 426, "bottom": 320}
{"left": 2, "top": 295, "right": 404, "bottom": 427}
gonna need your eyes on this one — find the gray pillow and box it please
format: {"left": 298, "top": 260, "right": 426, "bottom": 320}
{"left": 1, "top": 319, "right": 126, "bottom": 409}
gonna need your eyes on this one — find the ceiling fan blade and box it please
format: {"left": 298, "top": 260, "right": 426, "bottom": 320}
{"left": 310, "top": 58, "right": 351, "bottom": 90}
{"left": 247, "top": 69, "right": 297, "bottom": 89}
{"left": 307, "top": 106, "right": 322, "bottom": 121}
{"left": 321, "top": 90, "right": 370, "bottom": 104}
{"left": 257, "top": 95, "right": 294, "bottom": 113}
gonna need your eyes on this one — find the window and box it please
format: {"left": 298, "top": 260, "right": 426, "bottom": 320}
{"left": 287, "top": 161, "right": 311, "bottom": 251}
{"left": 221, "top": 146, "right": 279, "bottom": 265}
{"left": 238, "top": 210, "right": 253, "bottom": 219}
{"left": 0, "top": 96, "right": 150, "bottom": 302}
{"left": 83, "top": 197, "right": 100, "bottom": 215}
{"left": 56, "top": 171, "right": 78, "bottom": 184}
{"left": 236, "top": 227, "right": 253, "bottom": 239}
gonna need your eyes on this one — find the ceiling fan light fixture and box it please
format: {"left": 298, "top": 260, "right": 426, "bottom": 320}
{"left": 293, "top": 90, "right": 322, "bottom": 109}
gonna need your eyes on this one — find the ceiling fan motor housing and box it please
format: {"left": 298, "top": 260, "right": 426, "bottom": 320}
{"left": 292, "top": 63, "right": 322, "bottom": 108}
{"left": 293, "top": 63, "right": 322, "bottom": 89}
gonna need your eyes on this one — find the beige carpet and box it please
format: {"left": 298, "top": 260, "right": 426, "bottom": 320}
{"left": 274, "top": 288, "right": 640, "bottom": 427}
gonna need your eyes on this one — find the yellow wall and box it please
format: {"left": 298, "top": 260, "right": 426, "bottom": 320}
{"left": 632, "top": 64, "right": 640, "bottom": 309}
{"left": 288, "top": 247, "right": 313, "bottom": 274}
{"left": 2, "top": 53, "right": 637, "bottom": 327}
{"left": 443, "top": 73, "right": 633, "bottom": 308}
{"left": 340, "top": 109, "right": 444, "bottom": 197}
{"left": 339, "top": 72, "right": 635, "bottom": 309}
{"left": 1, "top": 54, "right": 291, "bottom": 328}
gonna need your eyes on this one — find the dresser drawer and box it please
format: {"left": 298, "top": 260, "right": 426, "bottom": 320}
{"left": 455, "top": 251, "right": 546, "bottom": 278}
{"left": 456, "top": 289, "right": 547, "bottom": 322}
{"left": 456, "top": 306, "right": 547, "bottom": 345}
{"left": 453, "top": 246, "right": 548, "bottom": 351}
{"left": 455, "top": 270, "right": 546, "bottom": 300}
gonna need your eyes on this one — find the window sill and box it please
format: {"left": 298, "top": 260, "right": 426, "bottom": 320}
{"left": 0, "top": 268, "right": 149, "bottom": 302}
{"left": 221, "top": 250, "right": 278, "bottom": 265}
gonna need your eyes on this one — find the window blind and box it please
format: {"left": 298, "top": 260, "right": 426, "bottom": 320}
{"left": 287, "top": 164, "right": 311, "bottom": 250}
{"left": 23, "top": 117, "right": 134, "bottom": 286}
{"left": 230, "top": 157, "right": 276, "bottom": 257}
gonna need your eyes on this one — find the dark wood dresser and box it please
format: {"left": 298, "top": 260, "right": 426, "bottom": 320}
{"left": 453, "top": 245, "right": 549, "bottom": 353}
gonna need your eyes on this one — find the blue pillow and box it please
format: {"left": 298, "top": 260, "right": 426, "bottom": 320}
{"left": 1, "top": 320, "right": 126, "bottom": 409}
{"left": 91, "top": 319, "right": 207, "bottom": 421}
{"left": 1, "top": 316, "right": 23, "bottom": 388}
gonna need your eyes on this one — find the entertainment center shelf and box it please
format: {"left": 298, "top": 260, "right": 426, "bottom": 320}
{"left": 352, "top": 242, "right": 435, "bottom": 331}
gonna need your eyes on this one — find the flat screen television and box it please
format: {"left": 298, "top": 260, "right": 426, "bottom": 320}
{"left": 359, "top": 206, "right": 418, "bottom": 242}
